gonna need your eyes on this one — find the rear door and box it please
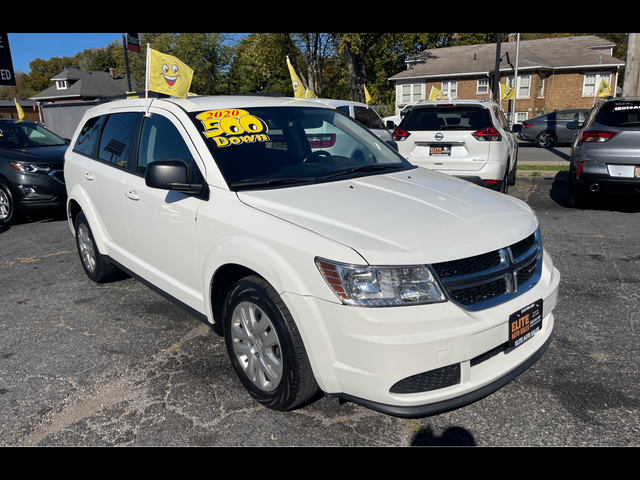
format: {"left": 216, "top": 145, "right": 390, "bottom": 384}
{"left": 401, "top": 104, "right": 492, "bottom": 172}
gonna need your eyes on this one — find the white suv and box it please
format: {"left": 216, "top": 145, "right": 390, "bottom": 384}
{"left": 64, "top": 94, "right": 559, "bottom": 417}
{"left": 393, "top": 99, "right": 522, "bottom": 193}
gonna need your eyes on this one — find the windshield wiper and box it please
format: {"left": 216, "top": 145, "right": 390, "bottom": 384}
{"left": 319, "top": 164, "right": 405, "bottom": 179}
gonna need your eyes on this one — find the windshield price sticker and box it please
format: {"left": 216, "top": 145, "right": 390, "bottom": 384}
{"left": 196, "top": 109, "right": 269, "bottom": 148}
{"left": 509, "top": 299, "right": 543, "bottom": 349}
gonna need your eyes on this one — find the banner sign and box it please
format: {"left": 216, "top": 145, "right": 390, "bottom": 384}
{"left": 126, "top": 33, "right": 140, "bottom": 53}
{"left": 0, "top": 33, "right": 16, "bottom": 86}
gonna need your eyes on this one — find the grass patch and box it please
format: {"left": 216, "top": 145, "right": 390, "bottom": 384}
{"left": 518, "top": 164, "right": 569, "bottom": 171}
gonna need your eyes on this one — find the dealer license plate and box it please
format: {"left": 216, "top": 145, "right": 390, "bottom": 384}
{"left": 430, "top": 144, "right": 451, "bottom": 156}
{"left": 509, "top": 299, "right": 543, "bottom": 349}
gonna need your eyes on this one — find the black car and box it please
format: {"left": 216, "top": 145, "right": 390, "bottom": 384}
{"left": 519, "top": 109, "right": 589, "bottom": 148}
{"left": 0, "top": 119, "right": 68, "bottom": 224}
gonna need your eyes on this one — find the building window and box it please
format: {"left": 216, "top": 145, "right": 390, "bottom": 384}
{"left": 538, "top": 74, "right": 545, "bottom": 98}
{"left": 400, "top": 83, "right": 423, "bottom": 104}
{"left": 583, "top": 72, "right": 612, "bottom": 96}
{"left": 477, "top": 79, "right": 490, "bottom": 95}
{"left": 56, "top": 80, "right": 68, "bottom": 90}
{"left": 441, "top": 81, "right": 458, "bottom": 99}
{"left": 506, "top": 74, "right": 531, "bottom": 98}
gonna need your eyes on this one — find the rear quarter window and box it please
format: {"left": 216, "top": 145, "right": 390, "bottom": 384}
{"left": 73, "top": 115, "right": 107, "bottom": 157}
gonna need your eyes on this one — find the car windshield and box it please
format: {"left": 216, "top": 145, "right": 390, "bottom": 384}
{"left": 597, "top": 101, "right": 640, "bottom": 127}
{"left": 0, "top": 122, "right": 67, "bottom": 149}
{"left": 401, "top": 105, "right": 491, "bottom": 131}
{"left": 188, "top": 106, "right": 412, "bottom": 190}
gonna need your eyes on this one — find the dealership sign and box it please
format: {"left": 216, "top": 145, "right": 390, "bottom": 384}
{"left": 0, "top": 33, "right": 16, "bottom": 86}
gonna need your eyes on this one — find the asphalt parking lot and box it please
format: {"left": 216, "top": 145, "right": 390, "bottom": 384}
{"left": 1, "top": 146, "right": 639, "bottom": 446}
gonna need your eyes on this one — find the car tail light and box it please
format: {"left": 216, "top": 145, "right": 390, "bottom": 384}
{"left": 392, "top": 127, "right": 411, "bottom": 141}
{"left": 483, "top": 179, "right": 500, "bottom": 186}
{"left": 307, "top": 133, "right": 336, "bottom": 148}
{"left": 522, "top": 122, "right": 532, "bottom": 129}
{"left": 576, "top": 161, "right": 584, "bottom": 179}
{"left": 580, "top": 130, "right": 616, "bottom": 143}
{"left": 472, "top": 127, "right": 502, "bottom": 141}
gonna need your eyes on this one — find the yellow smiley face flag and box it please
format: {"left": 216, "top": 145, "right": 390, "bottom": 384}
{"left": 286, "top": 56, "right": 306, "bottom": 99}
{"left": 147, "top": 48, "right": 194, "bottom": 99}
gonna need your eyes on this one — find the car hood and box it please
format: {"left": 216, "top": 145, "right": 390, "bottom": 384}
{"left": 237, "top": 168, "right": 538, "bottom": 265}
{"left": 1, "top": 145, "right": 68, "bottom": 164}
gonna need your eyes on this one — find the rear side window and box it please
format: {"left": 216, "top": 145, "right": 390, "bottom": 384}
{"left": 98, "top": 112, "right": 142, "bottom": 167}
{"left": 401, "top": 106, "right": 491, "bottom": 131}
{"left": 597, "top": 101, "right": 640, "bottom": 127}
{"left": 73, "top": 115, "right": 107, "bottom": 156}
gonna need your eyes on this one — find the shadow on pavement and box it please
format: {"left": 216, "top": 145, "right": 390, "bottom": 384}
{"left": 550, "top": 171, "right": 640, "bottom": 212}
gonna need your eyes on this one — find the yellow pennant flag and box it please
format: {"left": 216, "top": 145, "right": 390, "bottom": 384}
{"left": 287, "top": 56, "right": 306, "bottom": 99}
{"left": 147, "top": 48, "right": 194, "bottom": 99}
{"left": 14, "top": 98, "right": 25, "bottom": 121}
{"left": 597, "top": 79, "right": 611, "bottom": 97}
{"left": 365, "top": 86, "right": 372, "bottom": 104}
{"left": 429, "top": 86, "right": 445, "bottom": 101}
{"left": 500, "top": 83, "right": 515, "bottom": 100}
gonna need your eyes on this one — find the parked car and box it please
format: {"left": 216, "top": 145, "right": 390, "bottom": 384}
{"left": 567, "top": 97, "right": 640, "bottom": 208}
{"left": 64, "top": 95, "right": 559, "bottom": 417}
{"left": 304, "top": 98, "right": 393, "bottom": 142}
{"left": 519, "top": 109, "right": 589, "bottom": 148}
{"left": 382, "top": 103, "right": 417, "bottom": 128}
{"left": 392, "top": 98, "right": 522, "bottom": 193}
{"left": 0, "top": 119, "right": 68, "bottom": 224}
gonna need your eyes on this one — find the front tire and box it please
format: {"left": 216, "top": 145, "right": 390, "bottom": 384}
{"left": 223, "top": 276, "right": 319, "bottom": 411}
{"left": 0, "top": 183, "right": 19, "bottom": 225}
{"left": 74, "top": 212, "right": 121, "bottom": 282}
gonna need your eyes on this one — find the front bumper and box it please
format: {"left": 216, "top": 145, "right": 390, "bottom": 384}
{"left": 8, "top": 170, "right": 67, "bottom": 215}
{"left": 283, "top": 252, "right": 560, "bottom": 417}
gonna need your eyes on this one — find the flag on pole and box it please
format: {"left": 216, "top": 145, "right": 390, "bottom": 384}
{"left": 597, "top": 79, "right": 611, "bottom": 97}
{"left": 500, "top": 83, "right": 515, "bottom": 100}
{"left": 14, "top": 98, "right": 24, "bottom": 121}
{"left": 287, "top": 56, "right": 306, "bottom": 99}
{"left": 365, "top": 86, "right": 372, "bottom": 104}
{"left": 146, "top": 47, "right": 194, "bottom": 99}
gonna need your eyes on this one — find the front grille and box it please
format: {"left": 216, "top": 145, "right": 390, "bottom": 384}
{"left": 432, "top": 229, "right": 543, "bottom": 311}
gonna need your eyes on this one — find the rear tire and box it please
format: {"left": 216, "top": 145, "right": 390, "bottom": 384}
{"left": 74, "top": 212, "right": 121, "bottom": 282}
{"left": 223, "top": 275, "right": 319, "bottom": 411}
{"left": 536, "top": 131, "right": 555, "bottom": 148}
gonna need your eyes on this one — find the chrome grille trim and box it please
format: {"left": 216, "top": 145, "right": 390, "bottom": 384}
{"left": 431, "top": 228, "right": 542, "bottom": 311}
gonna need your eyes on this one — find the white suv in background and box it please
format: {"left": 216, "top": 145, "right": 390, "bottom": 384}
{"left": 64, "top": 94, "right": 559, "bottom": 417}
{"left": 393, "top": 99, "right": 522, "bottom": 193}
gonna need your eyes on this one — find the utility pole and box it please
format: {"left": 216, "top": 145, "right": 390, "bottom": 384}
{"left": 493, "top": 33, "right": 502, "bottom": 101}
{"left": 623, "top": 33, "right": 640, "bottom": 97}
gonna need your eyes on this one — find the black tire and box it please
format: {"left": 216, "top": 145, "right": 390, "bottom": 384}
{"left": 508, "top": 157, "right": 517, "bottom": 186}
{"left": 0, "top": 182, "right": 20, "bottom": 225}
{"left": 500, "top": 169, "right": 509, "bottom": 195}
{"left": 536, "top": 131, "right": 555, "bottom": 148}
{"left": 223, "top": 275, "right": 319, "bottom": 411}
{"left": 74, "top": 212, "right": 121, "bottom": 283}
{"left": 567, "top": 176, "right": 587, "bottom": 209}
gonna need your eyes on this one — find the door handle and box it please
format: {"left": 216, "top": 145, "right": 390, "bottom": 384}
{"left": 84, "top": 172, "right": 95, "bottom": 181}
{"left": 125, "top": 189, "right": 140, "bottom": 201}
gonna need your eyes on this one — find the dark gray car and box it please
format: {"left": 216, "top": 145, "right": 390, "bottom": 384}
{"left": 519, "top": 109, "right": 589, "bottom": 147}
{"left": 567, "top": 97, "right": 640, "bottom": 208}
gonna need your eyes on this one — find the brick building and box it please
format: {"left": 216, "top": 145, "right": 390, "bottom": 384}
{"left": 388, "top": 35, "right": 625, "bottom": 123}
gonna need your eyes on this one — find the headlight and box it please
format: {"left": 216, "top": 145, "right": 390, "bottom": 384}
{"left": 316, "top": 258, "right": 446, "bottom": 307}
{"left": 9, "top": 162, "right": 51, "bottom": 173}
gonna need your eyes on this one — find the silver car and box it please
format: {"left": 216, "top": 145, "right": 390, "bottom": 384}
{"left": 567, "top": 97, "right": 640, "bottom": 208}
{"left": 519, "top": 109, "right": 589, "bottom": 148}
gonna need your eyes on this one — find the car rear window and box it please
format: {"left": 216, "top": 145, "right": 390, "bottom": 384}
{"left": 400, "top": 105, "right": 491, "bottom": 131}
{"left": 597, "top": 101, "right": 640, "bottom": 127}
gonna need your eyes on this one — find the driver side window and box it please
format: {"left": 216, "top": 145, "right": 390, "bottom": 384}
{"left": 137, "top": 113, "right": 195, "bottom": 175}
